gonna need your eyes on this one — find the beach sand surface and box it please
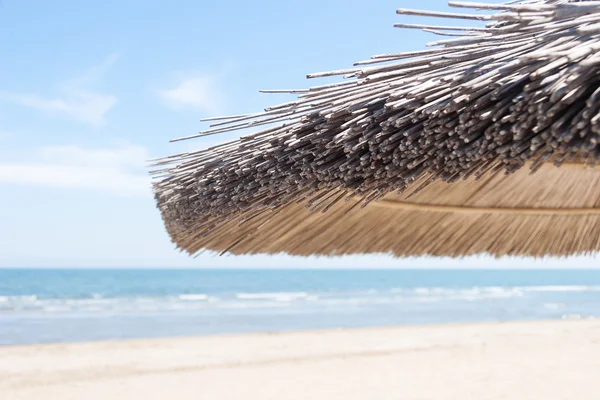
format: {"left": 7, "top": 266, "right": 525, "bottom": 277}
{"left": 2, "top": 320, "right": 600, "bottom": 399}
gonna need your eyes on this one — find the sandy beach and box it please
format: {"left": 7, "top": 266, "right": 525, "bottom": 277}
{"left": 2, "top": 319, "right": 600, "bottom": 400}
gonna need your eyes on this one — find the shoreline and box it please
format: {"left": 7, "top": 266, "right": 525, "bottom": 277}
{"left": 1, "top": 316, "right": 595, "bottom": 348}
{"left": 2, "top": 319, "right": 600, "bottom": 399}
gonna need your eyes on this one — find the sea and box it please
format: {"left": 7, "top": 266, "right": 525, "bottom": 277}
{"left": 1, "top": 269, "right": 599, "bottom": 345}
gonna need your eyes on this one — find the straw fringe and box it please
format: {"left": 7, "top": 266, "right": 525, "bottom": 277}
{"left": 191, "top": 206, "right": 600, "bottom": 258}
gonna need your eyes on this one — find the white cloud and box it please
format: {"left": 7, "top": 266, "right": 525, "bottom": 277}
{"left": 0, "top": 54, "right": 118, "bottom": 125}
{"left": 0, "top": 144, "right": 150, "bottom": 197}
{"left": 40, "top": 144, "right": 148, "bottom": 168}
{"left": 159, "top": 74, "right": 224, "bottom": 114}
{"left": 70, "top": 54, "right": 119, "bottom": 87}
{"left": 0, "top": 91, "right": 116, "bottom": 125}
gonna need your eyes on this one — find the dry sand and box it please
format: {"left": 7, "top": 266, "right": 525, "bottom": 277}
{"left": 2, "top": 320, "right": 600, "bottom": 399}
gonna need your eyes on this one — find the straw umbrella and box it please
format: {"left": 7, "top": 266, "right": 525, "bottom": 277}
{"left": 152, "top": 0, "right": 600, "bottom": 258}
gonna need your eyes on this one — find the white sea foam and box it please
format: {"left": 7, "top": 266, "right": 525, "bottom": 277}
{"left": 403, "top": 286, "right": 523, "bottom": 300}
{"left": 178, "top": 294, "right": 210, "bottom": 301}
{"left": 413, "top": 287, "right": 450, "bottom": 295}
{"left": 1, "top": 284, "right": 599, "bottom": 316}
{"left": 236, "top": 292, "right": 310, "bottom": 302}
{"left": 520, "top": 285, "right": 600, "bottom": 292}
{"left": 15, "top": 295, "right": 37, "bottom": 301}
{"left": 544, "top": 303, "right": 565, "bottom": 310}
{"left": 396, "top": 285, "right": 600, "bottom": 299}
{"left": 562, "top": 314, "right": 583, "bottom": 320}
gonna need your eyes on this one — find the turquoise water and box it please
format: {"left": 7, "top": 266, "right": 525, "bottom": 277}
{"left": 1, "top": 269, "right": 600, "bottom": 345}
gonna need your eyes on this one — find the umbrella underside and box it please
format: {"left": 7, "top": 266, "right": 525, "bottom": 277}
{"left": 153, "top": 0, "right": 600, "bottom": 257}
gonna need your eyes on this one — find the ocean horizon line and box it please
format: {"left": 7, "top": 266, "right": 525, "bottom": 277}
{"left": 2, "top": 266, "right": 600, "bottom": 271}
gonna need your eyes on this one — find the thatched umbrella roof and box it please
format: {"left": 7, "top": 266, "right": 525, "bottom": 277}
{"left": 153, "top": 0, "right": 600, "bottom": 258}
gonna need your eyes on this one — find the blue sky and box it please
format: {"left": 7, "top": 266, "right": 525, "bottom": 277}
{"left": 0, "top": 0, "right": 597, "bottom": 268}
